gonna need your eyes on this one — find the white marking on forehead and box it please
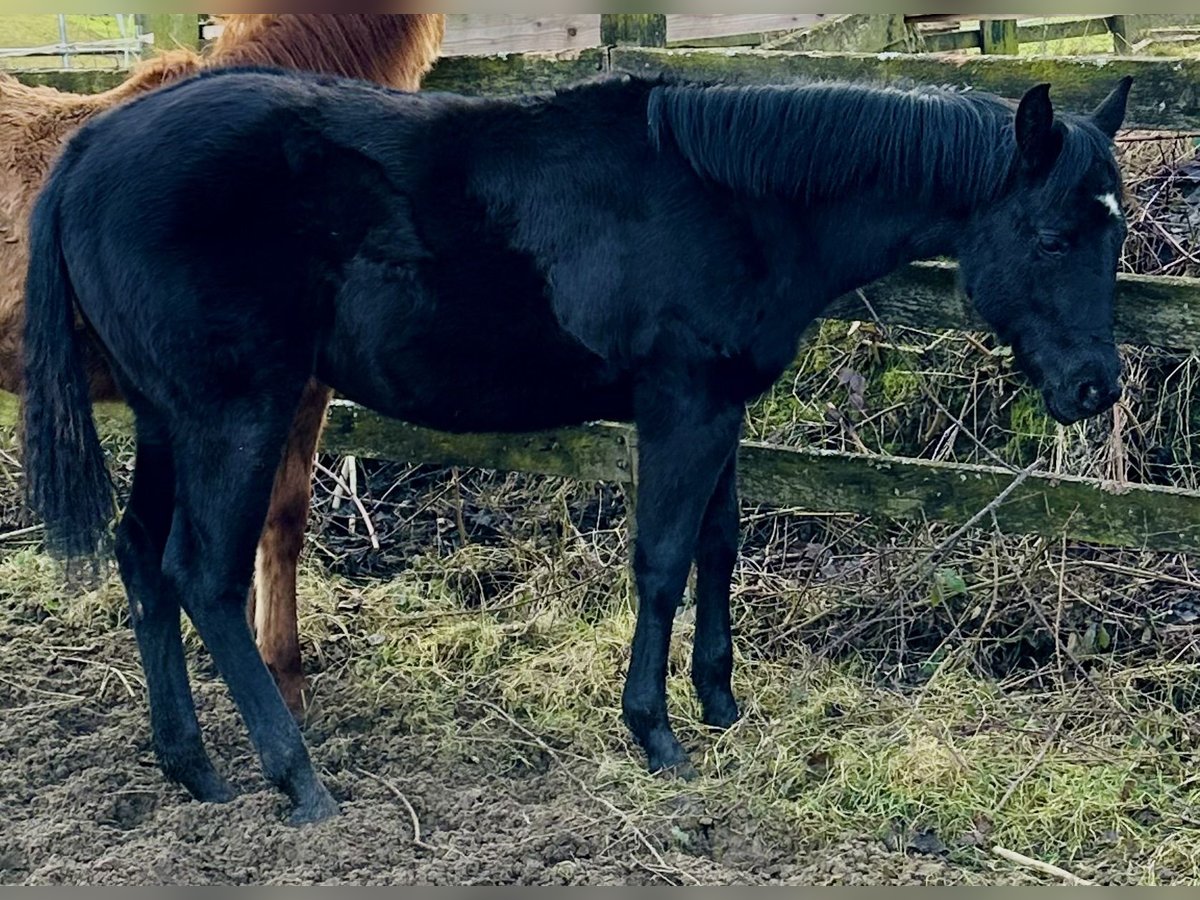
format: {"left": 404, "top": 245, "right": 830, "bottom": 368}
{"left": 1096, "top": 192, "right": 1122, "bottom": 220}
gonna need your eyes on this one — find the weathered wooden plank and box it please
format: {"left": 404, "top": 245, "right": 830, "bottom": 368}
{"left": 600, "top": 15, "right": 667, "bottom": 49}
{"left": 321, "top": 402, "right": 634, "bottom": 484}
{"left": 737, "top": 442, "right": 1200, "bottom": 553}
{"left": 980, "top": 19, "right": 1020, "bottom": 55}
{"left": 829, "top": 262, "right": 1200, "bottom": 353}
{"left": 665, "top": 15, "right": 825, "bottom": 46}
{"left": 610, "top": 47, "right": 1200, "bottom": 131}
{"left": 761, "top": 14, "right": 910, "bottom": 54}
{"left": 2, "top": 393, "right": 1198, "bottom": 552}
{"left": 421, "top": 49, "right": 607, "bottom": 96}
{"left": 317, "top": 407, "right": 1200, "bottom": 554}
{"left": 10, "top": 69, "right": 127, "bottom": 93}
{"left": 12, "top": 48, "right": 1200, "bottom": 133}
{"left": 914, "top": 16, "right": 1116, "bottom": 53}
{"left": 441, "top": 15, "right": 601, "bottom": 58}
{"left": 915, "top": 30, "right": 983, "bottom": 53}
{"left": 7, "top": 51, "right": 609, "bottom": 99}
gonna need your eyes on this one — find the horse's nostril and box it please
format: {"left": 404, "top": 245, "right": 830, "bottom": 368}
{"left": 1077, "top": 380, "right": 1115, "bottom": 414}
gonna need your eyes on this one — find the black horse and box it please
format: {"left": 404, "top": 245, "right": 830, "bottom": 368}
{"left": 22, "top": 66, "right": 1131, "bottom": 824}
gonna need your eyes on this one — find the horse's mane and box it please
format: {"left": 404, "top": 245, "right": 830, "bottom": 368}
{"left": 99, "top": 48, "right": 205, "bottom": 102}
{"left": 208, "top": 14, "right": 444, "bottom": 89}
{"left": 647, "top": 80, "right": 1114, "bottom": 210}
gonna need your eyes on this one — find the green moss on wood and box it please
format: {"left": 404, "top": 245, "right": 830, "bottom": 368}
{"left": 600, "top": 15, "right": 667, "bottom": 48}
{"left": 737, "top": 441, "right": 1200, "bottom": 552}
{"left": 423, "top": 49, "right": 607, "bottom": 96}
{"left": 980, "top": 19, "right": 1020, "bottom": 55}
{"left": 1, "top": 389, "right": 1197, "bottom": 553}
{"left": 320, "top": 402, "right": 633, "bottom": 484}
{"left": 11, "top": 69, "right": 127, "bottom": 93}
{"left": 880, "top": 368, "right": 923, "bottom": 405}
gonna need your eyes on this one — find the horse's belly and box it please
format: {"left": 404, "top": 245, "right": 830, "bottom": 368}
{"left": 316, "top": 281, "right": 634, "bottom": 433}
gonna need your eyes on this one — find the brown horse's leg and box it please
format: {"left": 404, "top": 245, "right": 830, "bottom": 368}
{"left": 253, "top": 377, "right": 333, "bottom": 718}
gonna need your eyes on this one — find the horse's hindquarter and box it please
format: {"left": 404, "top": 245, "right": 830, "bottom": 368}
{"left": 53, "top": 73, "right": 348, "bottom": 405}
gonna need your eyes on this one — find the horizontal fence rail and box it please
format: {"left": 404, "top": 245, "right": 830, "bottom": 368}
{"left": 317, "top": 407, "right": 1200, "bottom": 555}
{"left": 1, "top": 391, "right": 1197, "bottom": 554}
{"left": 190, "top": 14, "right": 1200, "bottom": 58}
{"left": 0, "top": 37, "right": 146, "bottom": 61}
{"left": 15, "top": 46, "right": 1200, "bottom": 132}
{"left": 199, "top": 14, "right": 834, "bottom": 57}
{"left": 5, "top": 43, "right": 1200, "bottom": 553}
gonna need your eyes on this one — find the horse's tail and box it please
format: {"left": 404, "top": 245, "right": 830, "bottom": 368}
{"left": 21, "top": 162, "right": 113, "bottom": 564}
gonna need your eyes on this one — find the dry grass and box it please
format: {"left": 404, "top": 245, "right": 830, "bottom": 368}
{"left": 10, "top": 460, "right": 1200, "bottom": 882}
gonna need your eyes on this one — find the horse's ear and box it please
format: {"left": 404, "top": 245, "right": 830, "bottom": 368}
{"left": 1015, "top": 83, "right": 1061, "bottom": 175}
{"left": 1091, "top": 75, "right": 1133, "bottom": 138}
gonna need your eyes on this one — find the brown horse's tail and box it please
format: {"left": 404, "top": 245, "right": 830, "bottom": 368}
{"left": 21, "top": 154, "right": 113, "bottom": 564}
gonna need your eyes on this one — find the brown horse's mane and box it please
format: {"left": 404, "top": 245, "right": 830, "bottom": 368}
{"left": 208, "top": 14, "right": 444, "bottom": 88}
{"left": 101, "top": 48, "right": 205, "bottom": 102}
{"left": 95, "top": 14, "right": 445, "bottom": 106}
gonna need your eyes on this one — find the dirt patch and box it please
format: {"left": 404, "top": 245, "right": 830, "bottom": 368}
{"left": 0, "top": 607, "right": 1028, "bottom": 886}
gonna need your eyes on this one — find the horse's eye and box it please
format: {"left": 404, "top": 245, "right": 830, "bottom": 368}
{"left": 1037, "top": 232, "right": 1069, "bottom": 256}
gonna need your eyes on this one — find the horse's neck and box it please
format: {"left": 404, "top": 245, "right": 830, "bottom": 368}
{"left": 799, "top": 197, "right": 964, "bottom": 302}
{"left": 208, "top": 15, "right": 444, "bottom": 90}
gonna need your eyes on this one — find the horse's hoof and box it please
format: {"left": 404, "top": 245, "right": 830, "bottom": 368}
{"left": 643, "top": 731, "right": 696, "bottom": 780}
{"left": 169, "top": 758, "right": 235, "bottom": 804}
{"left": 202, "top": 779, "right": 237, "bottom": 804}
{"left": 654, "top": 758, "right": 700, "bottom": 781}
{"left": 700, "top": 693, "right": 740, "bottom": 730}
{"left": 288, "top": 785, "right": 340, "bottom": 826}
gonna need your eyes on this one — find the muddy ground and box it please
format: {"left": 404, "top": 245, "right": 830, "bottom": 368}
{"left": 0, "top": 583, "right": 1042, "bottom": 887}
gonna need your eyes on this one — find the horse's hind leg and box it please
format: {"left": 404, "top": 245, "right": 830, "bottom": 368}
{"left": 164, "top": 401, "right": 337, "bottom": 825}
{"left": 691, "top": 451, "right": 741, "bottom": 729}
{"left": 250, "top": 378, "right": 334, "bottom": 717}
{"left": 116, "top": 428, "right": 232, "bottom": 803}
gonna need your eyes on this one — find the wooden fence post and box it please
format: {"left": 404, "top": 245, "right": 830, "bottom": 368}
{"left": 600, "top": 14, "right": 668, "bottom": 47}
{"left": 1107, "top": 16, "right": 1136, "bottom": 54}
{"left": 979, "top": 18, "right": 1020, "bottom": 54}
{"left": 135, "top": 14, "right": 202, "bottom": 58}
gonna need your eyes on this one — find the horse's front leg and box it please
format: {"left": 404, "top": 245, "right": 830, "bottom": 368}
{"left": 622, "top": 380, "right": 742, "bottom": 776}
{"left": 251, "top": 378, "right": 334, "bottom": 717}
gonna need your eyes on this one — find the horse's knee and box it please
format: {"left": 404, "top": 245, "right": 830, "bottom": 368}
{"left": 633, "top": 542, "right": 691, "bottom": 605}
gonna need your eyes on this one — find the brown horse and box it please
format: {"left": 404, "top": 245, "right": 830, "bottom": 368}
{"left": 0, "top": 14, "right": 446, "bottom": 712}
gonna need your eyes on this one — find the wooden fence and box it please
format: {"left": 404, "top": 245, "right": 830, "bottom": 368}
{"left": 28, "top": 15, "right": 1196, "bottom": 70}
{"left": 191, "top": 14, "right": 1200, "bottom": 58}
{"left": 8, "top": 26, "right": 1200, "bottom": 553}
{"left": 907, "top": 14, "right": 1200, "bottom": 56}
